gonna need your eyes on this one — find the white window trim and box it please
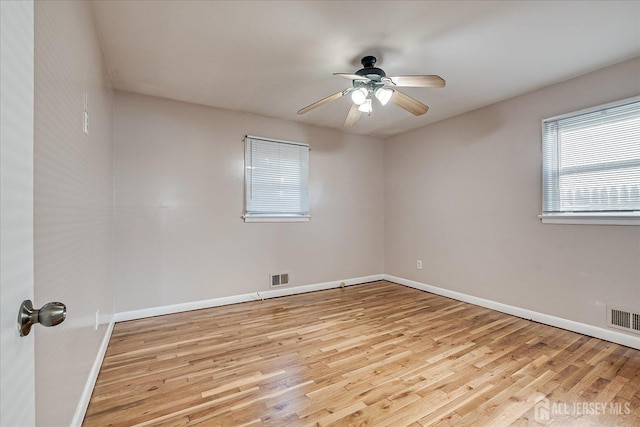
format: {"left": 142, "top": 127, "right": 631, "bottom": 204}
{"left": 242, "top": 215, "right": 310, "bottom": 223}
{"left": 543, "top": 95, "right": 640, "bottom": 123}
{"left": 538, "top": 212, "right": 640, "bottom": 226}
{"left": 245, "top": 134, "right": 307, "bottom": 147}
{"left": 243, "top": 135, "right": 310, "bottom": 223}
{"left": 540, "top": 95, "right": 640, "bottom": 226}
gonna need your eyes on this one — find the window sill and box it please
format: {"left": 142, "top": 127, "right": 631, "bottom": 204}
{"left": 538, "top": 213, "right": 640, "bottom": 225}
{"left": 243, "top": 215, "right": 310, "bottom": 223}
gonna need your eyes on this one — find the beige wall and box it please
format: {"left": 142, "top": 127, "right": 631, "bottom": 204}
{"left": 385, "top": 57, "right": 640, "bottom": 331}
{"left": 114, "top": 58, "right": 640, "bottom": 329}
{"left": 34, "top": 1, "right": 114, "bottom": 425}
{"left": 29, "top": 2, "right": 640, "bottom": 419}
{"left": 113, "top": 92, "right": 385, "bottom": 312}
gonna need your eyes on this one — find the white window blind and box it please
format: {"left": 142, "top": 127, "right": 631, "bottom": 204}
{"left": 244, "top": 135, "right": 309, "bottom": 222}
{"left": 542, "top": 98, "right": 640, "bottom": 217}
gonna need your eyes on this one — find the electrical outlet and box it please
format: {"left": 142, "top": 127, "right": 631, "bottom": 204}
{"left": 417, "top": 260, "right": 423, "bottom": 270}
{"left": 95, "top": 310, "right": 99, "bottom": 330}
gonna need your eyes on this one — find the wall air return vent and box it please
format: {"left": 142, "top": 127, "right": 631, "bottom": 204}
{"left": 607, "top": 305, "right": 640, "bottom": 335}
{"left": 270, "top": 273, "right": 289, "bottom": 288}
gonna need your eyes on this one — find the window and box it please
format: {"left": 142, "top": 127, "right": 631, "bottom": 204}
{"left": 243, "top": 135, "right": 309, "bottom": 222}
{"left": 540, "top": 97, "right": 640, "bottom": 225}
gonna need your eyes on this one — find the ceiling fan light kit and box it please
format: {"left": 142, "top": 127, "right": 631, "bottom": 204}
{"left": 351, "top": 87, "right": 368, "bottom": 105}
{"left": 358, "top": 98, "right": 373, "bottom": 113}
{"left": 375, "top": 87, "right": 393, "bottom": 105}
{"left": 297, "top": 56, "right": 445, "bottom": 127}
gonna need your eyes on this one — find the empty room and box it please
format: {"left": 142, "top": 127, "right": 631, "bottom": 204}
{"left": 2, "top": 0, "right": 640, "bottom": 426}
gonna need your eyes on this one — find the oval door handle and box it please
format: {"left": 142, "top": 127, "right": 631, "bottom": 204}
{"left": 18, "top": 300, "right": 67, "bottom": 337}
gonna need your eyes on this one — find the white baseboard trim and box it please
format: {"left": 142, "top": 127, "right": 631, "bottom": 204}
{"left": 384, "top": 274, "right": 640, "bottom": 350}
{"left": 71, "top": 319, "right": 115, "bottom": 427}
{"left": 114, "top": 274, "right": 384, "bottom": 323}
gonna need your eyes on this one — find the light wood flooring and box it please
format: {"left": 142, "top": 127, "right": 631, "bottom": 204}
{"left": 83, "top": 281, "right": 640, "bottom": 426}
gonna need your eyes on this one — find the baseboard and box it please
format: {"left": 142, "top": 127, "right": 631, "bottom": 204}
{"left": 71, "top": 318, "right": 115, "bottom": 427}
{"left": 114, "top": 274, "right": 384, "bottom": 323}
{"left": 384, "top": 274, "right": 640, "bottom": 350}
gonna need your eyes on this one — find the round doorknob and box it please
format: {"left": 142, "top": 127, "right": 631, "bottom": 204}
{"left": 17, "top": 300, "right": 66, "bottom": 337}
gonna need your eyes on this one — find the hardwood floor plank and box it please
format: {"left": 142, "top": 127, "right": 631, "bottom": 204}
{"left": 83, "top": 281, "right": 640, "bottom": 426}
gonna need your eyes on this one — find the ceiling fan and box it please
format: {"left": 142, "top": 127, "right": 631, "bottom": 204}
{"left": 297, "top": 56, "right": 445, "bottom": 127}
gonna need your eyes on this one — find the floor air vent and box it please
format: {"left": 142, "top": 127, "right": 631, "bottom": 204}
{"left": 270, "top": 273, "right": 289, "bottom": 288}
{"left": 607, "top": 305, "right": 640, "bottom": 335}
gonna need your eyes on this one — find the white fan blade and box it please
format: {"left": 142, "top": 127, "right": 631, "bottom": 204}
{"left": 389, "top": 75, "right": 445, "bottom": 88}
{"left": 333, "top": 73, "right": 370, "bottom": 82}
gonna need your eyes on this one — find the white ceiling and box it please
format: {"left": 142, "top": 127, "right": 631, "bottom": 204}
{"left": 91, "top": 0, "right": 640, "bottom": 138}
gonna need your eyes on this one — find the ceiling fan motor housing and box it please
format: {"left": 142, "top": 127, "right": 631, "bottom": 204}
{"left": 355, "top": 56, "right": 386, "bottom": 80}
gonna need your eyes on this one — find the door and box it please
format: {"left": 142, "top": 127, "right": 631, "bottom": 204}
{"left": 1, "top": 0, "right": 36, "bottom": 425}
